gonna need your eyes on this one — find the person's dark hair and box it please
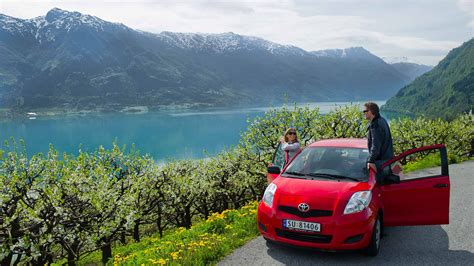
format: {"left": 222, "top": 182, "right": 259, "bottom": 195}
{"left": 364, "top": 102, "right": 380, "bottom": 117}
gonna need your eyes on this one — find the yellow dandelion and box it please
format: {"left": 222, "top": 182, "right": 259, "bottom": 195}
{"left": 171, "top": 251, "right": 180, "bottom": 260}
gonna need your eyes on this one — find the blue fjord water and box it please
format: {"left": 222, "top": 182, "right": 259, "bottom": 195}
{"left": 0, "top": 101, "right": 384, "bottom": 161}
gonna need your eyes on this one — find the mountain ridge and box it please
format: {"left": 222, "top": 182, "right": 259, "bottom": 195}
{"left": 0, "top": 8, "right": 415, "bottom": 112}
{"left": 390, "top": 62, "right": 433, "bottom": 82}
{"left": 382, "top": 38, "right": 473, "bottom": 120}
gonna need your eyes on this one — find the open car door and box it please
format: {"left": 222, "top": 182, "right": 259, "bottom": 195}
{"left": 267, "top": 143, "right": 286, "bottom": 183}
{"left": 380, "top": 144, "right": 450, "bottom": 226}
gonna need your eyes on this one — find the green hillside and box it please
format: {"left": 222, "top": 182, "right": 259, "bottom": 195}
{"left": 383, "top": 38, "right": 474, "bottom": 120}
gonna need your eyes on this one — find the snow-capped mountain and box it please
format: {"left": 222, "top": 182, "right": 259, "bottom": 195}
{"left": 0, "top": 8, "right": 128, "bottom": 43}
{"left": 156, "top": 31, "right": 307, "bottom": 56}
{"left": 311, "top": 47, "right": 386, "bottom": 63}
{"left": 0, "top": 14, "right": 36, "bottom": 37}
{"left": 382, "top": 56, "right": 414, "bottom": 64}
{"left": 0, "top": 8, "right": 413, "bottom": 112}
{"left": 1, "top": 8, "right": 304, "bottom": 55}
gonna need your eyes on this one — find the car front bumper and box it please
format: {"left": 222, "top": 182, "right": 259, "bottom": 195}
{"left": 257, "top": 201, "right": 377, "bottom": 251}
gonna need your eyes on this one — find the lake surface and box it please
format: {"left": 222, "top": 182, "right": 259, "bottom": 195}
{"left": 0, "top": 101, "right": 385, "bottom": 161}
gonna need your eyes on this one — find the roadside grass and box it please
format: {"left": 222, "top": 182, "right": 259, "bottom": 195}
{"left": 404, "top": 153, "right": 442, "bottom": 173}
{"left": 70, "top": 201, "right": 260, "bottom": 265}
{"left": 403, "top": 153, "right": 472, "bottom": 173}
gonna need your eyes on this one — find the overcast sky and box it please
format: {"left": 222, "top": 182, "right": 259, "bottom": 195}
{"left": 1, "top": 0, "right": 473, "bottom": 65}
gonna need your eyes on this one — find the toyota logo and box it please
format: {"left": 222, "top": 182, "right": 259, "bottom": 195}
{"left": 298, "top": 203, "right": 310, "bottom": 212}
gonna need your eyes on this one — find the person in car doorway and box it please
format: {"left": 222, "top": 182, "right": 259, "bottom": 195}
{"left": 280, "top": 128, "right": 301, "bottom": 164}
{"left": 363, "top": 102, "right": 394, "bottom": 172}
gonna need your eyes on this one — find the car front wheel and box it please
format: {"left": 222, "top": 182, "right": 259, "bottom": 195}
{"left": 364, "top": 216, "right": 381, "bottom": 256}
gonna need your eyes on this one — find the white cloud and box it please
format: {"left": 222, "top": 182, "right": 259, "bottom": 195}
{"left": 0, "top": 0, "right": 471, "bottom": 65}
{"left": 457, "top": 0, "right": 474, "bottom": 12}
{"left": 457, "top": 0, "right": 474, "bottom": 28}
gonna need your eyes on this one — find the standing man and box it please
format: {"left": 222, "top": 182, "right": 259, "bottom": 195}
{"left": 363, "top": 102, "right": 394, "bottom": 172}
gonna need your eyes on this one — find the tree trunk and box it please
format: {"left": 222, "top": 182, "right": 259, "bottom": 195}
{"left": 67, "top": 252, "right": 76, "bottom": 266}
{"left": 157, "top": 207, "right": 164, "bottom": 237}
{"left": 120, "top": 231, "right": 126, "bottom": 244}
{"left": 32, "top": 247, "right": 51, "bottom": 266}
{"left": 222, "top": 195, "right": 229, "bottom": 211}
{"left": 184, "top": 206, "right": 192, "bottom": 229}
{"left": 470, "top": 139, "right": 474, "bottom": 157}
{"left": 133, "top": 219, "right": 140, "bottom": 242}
{"left": 157, "top": 218, "right": 163, "bottom": 237}
{"left": 3, "top": 218, "right": 20, "bottom": 266}
{"left": 1, "top": 252, "right": 13, "bottom": 266}
{"left": 203, "top": 205, "right": 209, "bottom": 219}
{"left": 67, "top": 240, "right": 79, "bottom": 266}
{"left": 101, "top": 243, "right": 112, "bottom": 265}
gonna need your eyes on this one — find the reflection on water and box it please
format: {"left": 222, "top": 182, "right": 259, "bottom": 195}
{"left": 0, "top": 101, "right": 386, "bottom": 161}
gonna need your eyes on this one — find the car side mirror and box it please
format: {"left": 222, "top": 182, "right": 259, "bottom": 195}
{"left": 379, "top": 166, "right": 400, "bottom": 184}
{"left": 385, "top": 174, "right": 400, "bottom": 184}
{"left": 267, "top": 166, "right": 281, "bottom": 175}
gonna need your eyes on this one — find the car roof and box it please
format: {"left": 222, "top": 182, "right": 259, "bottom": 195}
{"left": 308, "top": 138, "right": 368, "bottom": 149}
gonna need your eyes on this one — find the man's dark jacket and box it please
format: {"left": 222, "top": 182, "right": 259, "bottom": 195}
{"left": 367, "top": 115, "right": 394, "bottom": 163}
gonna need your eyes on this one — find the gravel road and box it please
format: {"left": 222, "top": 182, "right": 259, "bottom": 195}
{"left": 219, "top": 161, "right": 474, "bottom": 265}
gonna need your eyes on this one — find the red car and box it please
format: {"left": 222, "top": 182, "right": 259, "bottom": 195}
{"left": 258, "top": 138, "right": 450, "bottom": 256}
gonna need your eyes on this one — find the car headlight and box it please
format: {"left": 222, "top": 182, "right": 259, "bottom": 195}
{"left": 262, "top": 183, "right": 277, "bottom": 207}
{"left": 343, "top": 191, "right": 372, "bottom": 215}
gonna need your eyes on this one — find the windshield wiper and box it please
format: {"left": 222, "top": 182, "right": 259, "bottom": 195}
{"left": 283, "top": 171, "right": 306, "bottom": 177}
{"left": 306, "top": 173, "right": 360, "bottom": 182}
{"left": 284, "top": 171, "right": 305, "bottom": 176}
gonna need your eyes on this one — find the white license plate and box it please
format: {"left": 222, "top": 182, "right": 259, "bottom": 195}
{"left": 283, "top": 219, "right": 321, "bottom": 232}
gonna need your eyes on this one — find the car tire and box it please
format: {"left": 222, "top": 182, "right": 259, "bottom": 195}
{"left": 263, "top": 237, "right": 277, "bottom": 247}
{"left": 364, "top": 216, "right": 381, "bottom": 257}
{"left": 263, "top": 237, "right": 273, "bottom": 244}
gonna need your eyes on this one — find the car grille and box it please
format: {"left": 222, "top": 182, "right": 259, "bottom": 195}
{"left": 278, "top": 205, "right": 333, "bottom": 218}
{"left": 275, "top": 228, "right": 332, "bottom": 244}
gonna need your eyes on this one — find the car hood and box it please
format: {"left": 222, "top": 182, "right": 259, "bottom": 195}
{"left": 273, "top": 176, "right": 372, "bottom": 211}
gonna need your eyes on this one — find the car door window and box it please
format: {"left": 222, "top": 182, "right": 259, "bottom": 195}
{"left": 272, "top": 143, "right": 287, "bottom": 170}
{"left": 382, "top": 147, "right": 447, "bottom": 181}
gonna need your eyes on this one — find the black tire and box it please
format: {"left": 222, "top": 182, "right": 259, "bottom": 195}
{"left": 364, "top": 216, "right": 381, "bottom": 256}
{"left": 263, "top": 237, "right": 277, "bottom": 248}
{"left": 263, "top": 236, "right": 274, "bottom": 243}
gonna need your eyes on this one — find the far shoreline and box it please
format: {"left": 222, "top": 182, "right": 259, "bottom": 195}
{"left": 0, "top": 99, "right": 388, "bottom": 122}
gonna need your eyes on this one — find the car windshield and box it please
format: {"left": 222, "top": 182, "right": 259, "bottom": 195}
{"left": 282, "top": 147, "right": 369, "bottom": 181}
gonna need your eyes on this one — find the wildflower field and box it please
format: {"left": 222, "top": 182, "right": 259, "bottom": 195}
{"left": 76, "top": 202, "right": 259, "bottom": 265}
